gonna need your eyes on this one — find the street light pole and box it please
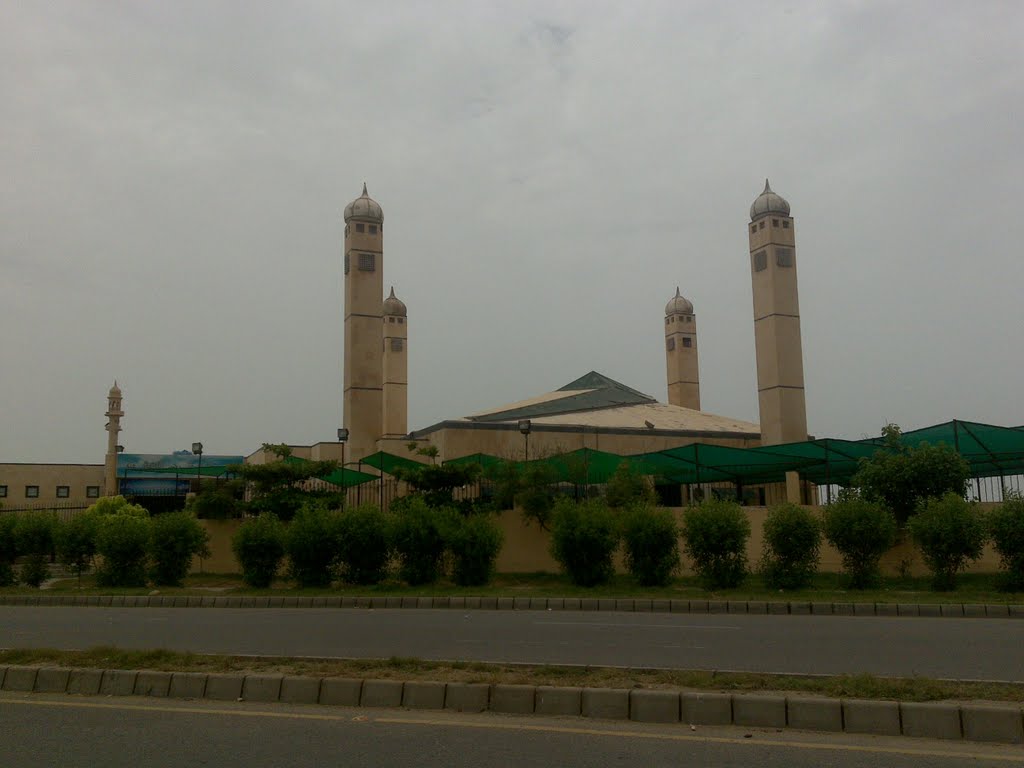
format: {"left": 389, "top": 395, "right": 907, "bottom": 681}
{"left": 191, "top": 442, "right": 203, "bottom": 494}
{"left": 518, "top": 419, "right": 532, "bottom": 463}
{"left": 337, "top": 428, "right": 349, "bottom": 512}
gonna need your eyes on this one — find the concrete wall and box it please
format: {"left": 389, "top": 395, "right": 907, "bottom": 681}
{"left": 193, "top": 506, "right": 1004, "bottom": 579}
{"left": 0, "top": 463, "right": 105, "bottom": 509}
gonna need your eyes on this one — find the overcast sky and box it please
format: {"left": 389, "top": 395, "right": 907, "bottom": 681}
{"left": 2, "top": 1, "right": 1022, "bottom": 463}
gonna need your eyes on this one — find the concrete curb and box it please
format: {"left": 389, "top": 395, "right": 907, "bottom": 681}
{"left": 2, "top": 593, "right": 1022, "bottom": 618}
{"left": 2, "top": 664, "right": 1020, "bottom": 744}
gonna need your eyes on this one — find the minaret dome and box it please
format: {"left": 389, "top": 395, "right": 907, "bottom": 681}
{"left": 344, "top": 183, "right": 384, "bottom": 223}
{"left": 383, "top": 286, "right": 407, "bottom": 317}
{"left": 749, "top": 179, "right": 791, "bottom": 220}
{"left": 665, "top": 287, "right": 693, "bottom": 316}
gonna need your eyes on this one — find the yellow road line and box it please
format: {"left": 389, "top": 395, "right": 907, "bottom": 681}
{"left": 1, "top": 697, "right": 1021, "bottom": 762}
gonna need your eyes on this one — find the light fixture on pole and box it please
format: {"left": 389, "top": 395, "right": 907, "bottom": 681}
{"left": 191, "top": 442, "right": 203, "bottom": 490}
{"left": 518, "top": 419, "right": 532, "bottom": 463}
{"left": 337, "top": 428, "right": 349, "bottom": 511}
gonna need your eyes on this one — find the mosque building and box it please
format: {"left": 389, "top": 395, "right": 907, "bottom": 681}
{"left": 0, "top": 180, "right": 810, "bottom": 508}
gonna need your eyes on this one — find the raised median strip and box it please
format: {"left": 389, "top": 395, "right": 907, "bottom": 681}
{"left": 1, "top": 593, "right": 1022, "bottom": 618}
{"left": 1, "top": 664, "right": 1021, "bottom": 744}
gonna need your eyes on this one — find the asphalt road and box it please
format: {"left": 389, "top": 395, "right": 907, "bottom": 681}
{"left": 2, "top": 607, "right": 1022, "bottom": 681}
{"left": 3, "top": 694, "right": 1022, "bottom": 768}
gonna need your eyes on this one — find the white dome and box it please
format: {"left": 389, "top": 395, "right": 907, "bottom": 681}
{"left": 665, "top": 287, "right": 693, "bottom": 315}
{"left": 750, "top": 179, "right": 790, "bottom": 220}
{"left": 344, "top": 183, "right": 383, "bottom": 223}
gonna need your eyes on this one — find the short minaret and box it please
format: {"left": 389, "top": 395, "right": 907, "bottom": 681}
{"left": 343, "top": 184, "right": 385, "bottom": 462}
{"left": 382, "top": 287, "right": 409, "bottom": 439}
{"left": 664, "top": 288, "right": 700, "bottom": 410}
{"left": 748, "top": 180, "right": 808, "bottom": 445}
{"left": 104, "top": 381, "right": 123, "bottom": 496}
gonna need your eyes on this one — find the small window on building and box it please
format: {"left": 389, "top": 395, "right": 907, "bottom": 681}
{"left": 0, "top": 485, "right": 7, "bottom": 498}
{"left": 666, "top": 338, "right": 675, "bottom": 351}
{"left": 758, "top": 221, "right": 765, "bottom": 230}
{"left": 750, "top": 225, "right": 757, "bottom": 235}
{"left": 772, "top": 218, "right": 779, "bottom": 227}
{"left": 682, "top": 337, "right": 693, "bottom": 348}
{"left": 86, "top": 486, "right": 100, "bottom": 498}
{"left": 782, "top": 220, "right": 790, "bottom": 229}
{"left": 390, "top": 338, "right": 404, "bottom": 352}
{"left": 369, "top": 224, "right": 378, "bottom": 234}
{"left": 355, "top": 222, "right": 365, "bottom": 233}
{"left": 397, "top": 317, "right": 404, "bottom": 324}
{"left": 344, "top": 254, "right": 350, "bottom": 274}
{"left": 56, "top": 486, "right": 70, "bottom": 498}
{"left": 388, "top": 316, "right": 395, "bottom": 323}
{"left": 358, "top": 253, "right": 375, "bottom": 271}
{"left": 26, "top": 485, "right": 39, "bottom": 498}
{"left": 776, "top": 247, "right": 794, "bottom": 267}
{"left": 753, "top": 250, "right": 767, "bottom": 272}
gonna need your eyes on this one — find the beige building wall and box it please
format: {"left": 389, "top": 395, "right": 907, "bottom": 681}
{"left": 0, "top": 464, "right": 105, "bottom": 509}
{"left": 749, "top": 186, "right": 808, "bottom": 446}
{"left": 343, "top": 193, "right": 385, "bottom": 463}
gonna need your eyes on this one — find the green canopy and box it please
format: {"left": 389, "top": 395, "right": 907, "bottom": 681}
{"left": 630, "top": 443, "right": 820, "bottom": 486}
{"left": 443, "top": 453, "right": 504, "bottom": 470}
{"left": 358, "top": 451, "right": 427, "bottom": 476}
{"left": 526, "top": 448, "right": 630, "bottom": 484}
{"left": 318, "top": 466, "right": 379, "bottom": 488}
{"left": 746, "top": 438, "right": 880, "bottom": 485}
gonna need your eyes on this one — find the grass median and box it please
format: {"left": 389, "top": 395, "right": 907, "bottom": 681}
{"left": 2, "top": 647, "right": 1022, "bottom": 704}
{"left": 3, "top": 571, "right": 1022, "bottom": 605}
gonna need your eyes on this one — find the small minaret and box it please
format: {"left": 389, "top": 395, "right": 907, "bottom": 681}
{"left": 342, "top": 184, "right": 385, "bottom": 462}
{"left": 664, "top": 288, "right": 700, "bottom": 410}
{"left": 382, "top": 287, "right": 408, "bottom": 439}
{"left": 748, "top": 179, "right": 808, "bottom": 445}
{"left": 104, "top": 381, "right": 123, "bottom": 496}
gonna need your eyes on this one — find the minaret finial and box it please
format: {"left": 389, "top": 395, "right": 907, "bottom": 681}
{"left": 675, "top": 287, "right": 681, "bottom": 297}
{"left": 389, "top": 286, "right": 396, "bottom": 298}
{"left": 362, "top": 182, "right": 368, "bottom": 196}
{"left": 764, "top": 178, "right": 771, "bottom": 193}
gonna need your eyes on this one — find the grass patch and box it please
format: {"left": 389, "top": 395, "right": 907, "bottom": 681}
{"left": 5, "top": 571, "right": 1022, "bottom": 604}
{"left": 1, "top": 647, "right": 1021, "bottom": 704}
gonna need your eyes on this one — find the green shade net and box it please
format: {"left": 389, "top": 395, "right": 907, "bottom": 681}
{"left": 443, "top": 453, "right": 504, "bottom": 470}
{"left": 746, "top": 438, "right": 880, "bottom": 486}
{"left": 318, "top": 466, "right": 379, "bottom": 488}
{"left": 358, "top": 451, "right": 427, "bottom": 476}
{"left": 883, "top": 421, "right": 1024, "bottom": 478}
{"left": 629, "top": 443, "right": 821, "bottom": 486}
{"left": 526, "top": 448, "right": 631, "bottom": 484}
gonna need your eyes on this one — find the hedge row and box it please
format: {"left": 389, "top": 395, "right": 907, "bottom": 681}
{"left": 232, "top": 498, "right": 503, "bottom": 589}
{"left": 0, "top": 497, "right": 209, "bottom": 588}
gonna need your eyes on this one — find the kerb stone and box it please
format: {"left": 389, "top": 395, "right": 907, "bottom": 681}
{"left": 682, "top": 692, "right": 732, "bottom": 725}
{"left": 842, "top": 699, "right": 900, "bottom": 736}
{"left": 581, "top": 688, "right": 629, "bottom": 720}
{"left": 733, "top": 694, "right": 786, "bottom": 728}
{"left": 444, "top": 682, "right": 489, "bottom": 712}
{"left": 34, "top": 667, "right": 71, "bottom": 693}
{"left": 402, "top": 681, "right": 446, "bottom": 710}
{"left": 361, "top": 679, "right": 404, "bottom": 708}
{"left": 900, "top": 702, "right": 962, "bottom": 740}
{"left": 242, "top": 674, "right": 283, "bottom": 702}
{"left": 3, "top": 666, "right": 39, "bottom": 692}
{"left": 279, "top": 676, "right": 320, "bottom": 704}
{"left": 66, "top": 668, "right": 103, "bottom": 695}
{"left": 786, "top": 696, "right": 842, "bottom": 732}
{"left": 168, "top": 672, "right": 207, "bottom": 699}
{"left": 101, "top": 669, "right": 138, "bottom": 697}
{"left": 204, "top": 674, "right": 244, "bottom": 701}
{"left": 960, "top": 705, "right": 1024, "bottom": 744}
{"left": 535, "top": 686, "right": 581, "bottom": 716}
{"left": 630, "top": 690, "right": 679, "bottom": 723}
{"left": 490, "top": 684, "right": 535, "bottom": 714}
{"left": 319, "top": 678, "right": 362, "bottom": 706}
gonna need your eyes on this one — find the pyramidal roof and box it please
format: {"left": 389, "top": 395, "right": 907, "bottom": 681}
{"left": 467, "top": 371, "right": 658, "bottom": 423}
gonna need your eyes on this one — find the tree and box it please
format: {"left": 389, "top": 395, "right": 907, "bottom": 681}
{"left": 56, "top": 512, "right": 101, "bottom": 587}
{"left": 149, "top": 511, "right": 210, "bottom": 587}
{"left": 621, "top": 503, "right": 679, "bottom": 586}
{"left": 604, "top": 461, "right": 657, "bottom": 509}
{"left": 185, "top": 479, "right": 245, "bottom": 519}
{"left": 988, "top": 491, "right": 1024, "bottom": 591}
{"left": 393, "top": 461, "right": 481, "bottom": 509}
{"left": 759, "top": 503, "right": 821, "bottom": 590}
{"left": 680, "top": 499, "right": 750, "bottom": 589}
{"left": 822, "top": 491, "right": 897, "bottom": 589}
{"left": 908, "top": 493, "right": 987, "bottom": 591}
{"left": 230, "top": 443, "right": 339, "bottom": 521}
{"left": 231, "top": 513, "right": 286, "bottom": 588}
{"left": 550, "top": 498, "right": 620, "bottom": 587}
{"left": 852, "top": 424, "right": 970, "bottom": 525}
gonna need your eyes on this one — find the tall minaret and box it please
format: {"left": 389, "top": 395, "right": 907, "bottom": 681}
{"left": 748, "top": 180, "right": 808, "bottom": 445}
{"left": 343, "top": 184, "right": 385, "bottom": 462}
{"left": 382, "top": 287, "right": 408, "bottom": 439}
{"left": 664, "top": 288, "right": 700, "bottom": 410}
{"left": 104, "top": 381, "right": 123, "bottom": 496}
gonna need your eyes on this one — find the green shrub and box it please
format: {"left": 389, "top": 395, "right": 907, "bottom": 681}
{"left": 550, "top": 498, "right": 620, "bottom": 587}
{"left": 0, "top": 514, "right": 18, "bottom": 586}
{"left": 760, "top": 503, "right": 821, "bottom": 590}
{"left": 822, "top": 493, "right": 897, "bottom": 589}
{"left": 449, "top": 514, "right": 504, "bottom": 587}
{"left": 988, "top": 491, "right": 1024, "bottom": 591}
{"left": 285, "top": 503, "right": 341, "bottom": 588}
{"left": 605, "top": 462, "right": 657, "bottom": 509}
{"left": 232, "top": 513, "right": 286, "bottom": 588}
{"left": 149, "top": 511, "right": 210, "bottom": 587}
{"left": 516, "top": 464, "right": 559, "bottom": 530}
{"left": 391, "top": 497, "right": 451, "bottom": 585}
{"left": 56, "top": 512, "right": 101, "bottom": 585}
{"left": 336, "top": 504, "right": 392, "bottom": 585}
{"left": 95, "top": 513, "right": 153, "bottom": 587}
{"left": 185, "top": 480, "right": 244, "bottom": 519}
{"left": 621, "top": 504, "right": 679, "bottom": 586}
{"left": 908, "top": 492, "right": 987, "bottom": 591}
{"left": 16, "top": 512, "right": 57, "bottom": 588}
{"left": 681, "top": 498, "right": 750, "bottom": 589}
